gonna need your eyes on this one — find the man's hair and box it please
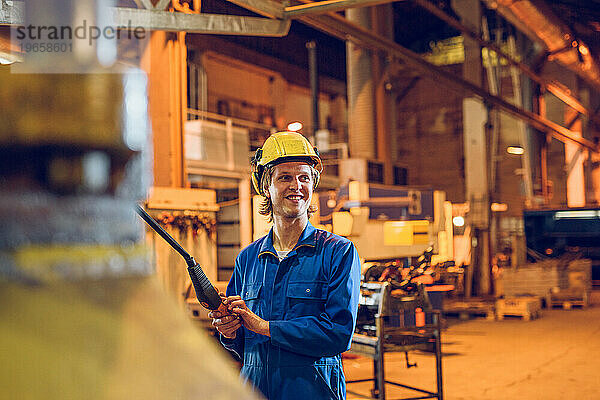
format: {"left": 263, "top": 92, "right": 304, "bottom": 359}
{"left": 258, "top": 164, "right": 320, "bottom": 222}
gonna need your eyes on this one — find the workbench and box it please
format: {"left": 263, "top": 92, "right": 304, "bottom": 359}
{"left": 347, "top": 282, "right": 444, "bottom": 400}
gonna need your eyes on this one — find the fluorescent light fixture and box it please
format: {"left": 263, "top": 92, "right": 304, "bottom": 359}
{"left": 491, "top": 202, "right": 508, "bottom": 212}
{"left": 123, "top": 69, "right": 148, "bottom": 151}
{"left": 452, "top": 216, "right": 465, "bottom": 227}
{"left": 507, "top": 146, "right": 524, "bottom": 155}
{"left": 554, "top": 210, "right": 600, "bottom": 219}
{"left": 0, "top": 51, "right": 23, "bottom": 65}
{"left": 287, "top": 122, "right": 303, "bottom": 132}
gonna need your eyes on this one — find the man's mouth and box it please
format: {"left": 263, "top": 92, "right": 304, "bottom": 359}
{"left": 286, "top": 195, "right": 303, "bottom": 201}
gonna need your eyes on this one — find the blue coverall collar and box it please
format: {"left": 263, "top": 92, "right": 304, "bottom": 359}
{"left": 258, "top": 221, "right": 317, "bottom": 258}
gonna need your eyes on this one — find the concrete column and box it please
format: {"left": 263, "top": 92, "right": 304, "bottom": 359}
{"left": 329, "top": 94, "right": 347, "bottom": 144}
{"left": 453, "top": 0, "right": 490, "bottom": 296}
{"left": 579, "top": 87, "right": 600, "bottom": 205}
{"left": 565, "top": 106, "right": 586, "bottom": 207}
{"left": 346, "top": 7, "right": 376, "bottom": 160}
{"left": 544, "top": 90, "right": 568, "bottom": 206}
{"left": 587, "top": 90, "right": 600, "bottom": 205}
{"left": 559, "top": 70, "right": 586, "bottom": 207}
{"left": 142, "top": 31, "right": 187, "bottom": 188}
{"left": 372, "top": 4, "right": 394, "bottom": 185}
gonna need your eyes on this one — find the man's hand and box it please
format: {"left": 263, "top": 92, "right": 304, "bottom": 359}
{"left": 226, "top": 295, "right": 270, "bottom": 337}
{"left": 209, "top": 293, "right": 242, "bottom": 339}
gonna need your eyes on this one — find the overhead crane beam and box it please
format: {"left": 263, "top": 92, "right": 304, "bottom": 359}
{"left": 283, "top": 0, "right": 399, "bottom": 17}
{"left": 222, "top": 0, "right": 401, "bottom": 19}
{"left": 1, "top": 1, "right": 291, "bottom": 36}
{"left": 224, "top": 0, "right": 285, "bottom": 19}
{"left": 111, "top": 7, "right": 291, "bottom": 36}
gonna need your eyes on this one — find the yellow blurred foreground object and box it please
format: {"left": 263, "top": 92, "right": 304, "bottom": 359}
{"left": 0, "top": 276, "right": 261, "bottom": 400}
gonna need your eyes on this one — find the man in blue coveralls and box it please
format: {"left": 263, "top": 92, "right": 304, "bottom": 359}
{"left": 209, "top": 131, "right": 361, "bottom": 400}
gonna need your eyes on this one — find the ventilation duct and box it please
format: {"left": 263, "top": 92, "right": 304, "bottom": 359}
{"left": 488, "top": 0, "right": 600, "bottom": 89}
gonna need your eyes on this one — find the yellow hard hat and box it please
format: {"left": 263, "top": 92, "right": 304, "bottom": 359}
{"left": 251, "top": 131, "right": 323, "bottom": 195}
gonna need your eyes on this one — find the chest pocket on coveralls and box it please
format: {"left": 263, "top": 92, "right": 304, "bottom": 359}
{"left": 285, "top": 281, "right": 327, "bottom": 318}
{"left": 242, "top": 283, "right": 262, "bottom": 312}
{"left": 241, "top": 283, "right": 262, "bottom": 339}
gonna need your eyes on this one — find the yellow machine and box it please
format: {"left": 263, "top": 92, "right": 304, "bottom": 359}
{"left": 314, "top": 181, "right": 453, "bottom": 263}
{"left": 0, "top": 0, "right": 260, "bottom": 395}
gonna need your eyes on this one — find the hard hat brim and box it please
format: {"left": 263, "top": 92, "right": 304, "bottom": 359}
{"left": 264, "top": 155, "right": 323, "bottom": 172}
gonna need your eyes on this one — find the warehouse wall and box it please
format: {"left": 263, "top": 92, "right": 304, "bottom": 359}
{"left": 202, "top": 52, "right": 278, "bottom": 123}
{"left": 189, "top": 44, "right": 346, "bottom": 142}
{"left": 394, "top": 65, "right": 466, "bottom": 202}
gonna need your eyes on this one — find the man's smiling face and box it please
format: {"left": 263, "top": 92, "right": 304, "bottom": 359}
{"left": 267, "top": 162, "right": 314, "bottom": 219}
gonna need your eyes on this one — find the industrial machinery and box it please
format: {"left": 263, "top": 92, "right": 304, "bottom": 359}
{"left": 139, "top": 186, "right": 222, "bottom": 323}
{"left": 313, "top": 183, "right": 450, "bottom": 399}
{"left": 0, "top": 1, "right": 258, "bottom": 398}
{"left": 348, "top": 252, "right": 444, "bottom": 400}
{"left": 316, "top": 181, "right": 452, "bottom": 262}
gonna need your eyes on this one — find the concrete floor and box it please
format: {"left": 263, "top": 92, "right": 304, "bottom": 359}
{"left": 344, "top": 291, "right": 600, "bottom": 400}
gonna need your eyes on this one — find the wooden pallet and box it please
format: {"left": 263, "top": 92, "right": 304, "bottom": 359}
{"left": 550, "top": 290, "right": 590, "bottom": 309}
{"left": 443, "top": 300, "right": 496, "bottom": 320}
{"left": 496, "top": 296, "right": 542, "bottom": 321}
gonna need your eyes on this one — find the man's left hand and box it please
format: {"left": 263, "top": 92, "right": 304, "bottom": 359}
{"left": 225, "top": 295, "right": 270, "bottom": 337}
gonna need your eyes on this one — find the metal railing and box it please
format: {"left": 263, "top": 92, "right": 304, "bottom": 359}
{"left": 187, "top": 109, "right": 276, "bottom": 150}
{"left": 186, "top": 108, "right": 348, "bottom": 177}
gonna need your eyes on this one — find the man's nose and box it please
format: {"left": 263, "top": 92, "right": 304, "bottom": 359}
{"left": 289, "top": 177, "right": 301, "bottom": 190}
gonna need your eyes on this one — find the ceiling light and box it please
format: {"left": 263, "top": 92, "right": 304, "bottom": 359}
{"left": 491, "top": 203, "right": 508, "bottom": 212}
{"left": 0, "top": 56, "right": 16, "bottom": 65}
{"left": 452, "top": 216, "right": 465, "bottom": 227}
{"left": 287, "top": 122, "right": 303, "bottom": 132}
{"left": 507, "top": 146, "right": 524, "bottom": 155}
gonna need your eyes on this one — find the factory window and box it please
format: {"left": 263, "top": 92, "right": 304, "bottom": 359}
{"left": 368, "top": 161, "right": 384, "bottom": 184}
{"left": 394, "top": 166, "right": 408, "bottom": 186}
{"left": 323, "top": 162, "right": 339, "bottom": 177}
{"left": 217, "top": 100, "right": 231, "bottom": 117}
